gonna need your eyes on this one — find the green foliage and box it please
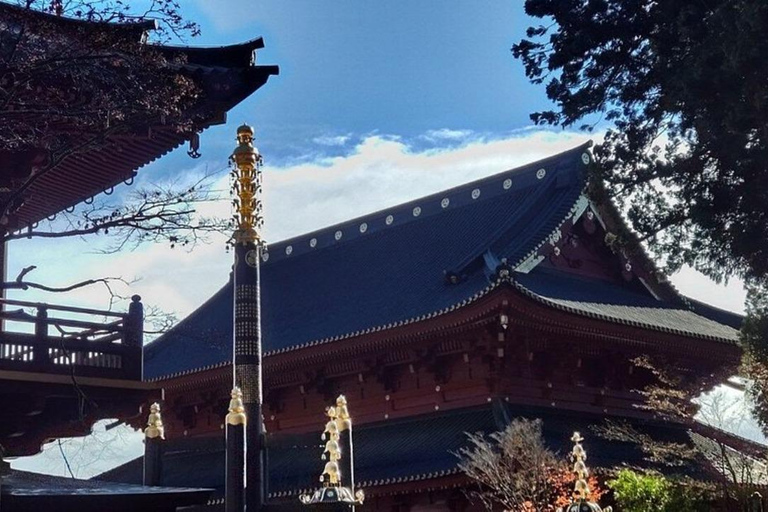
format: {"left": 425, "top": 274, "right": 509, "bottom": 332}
{"left": 608, "top": 470, "right": 714, "bottom": 512}
{"left": 514, "top": 0, "right": 768, "bottom": 286}
{"left": 608, "top": 470, "right": 671, "bottom": 512}
{"left": 742, "top": 282, "right": 768, "bottom": 432}
{"left": 666, "top": 478, "right": 714, "bottom": 512}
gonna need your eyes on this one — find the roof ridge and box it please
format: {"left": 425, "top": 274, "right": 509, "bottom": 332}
{"left": 261, "top": 142, "right": 592, "bottom": 265}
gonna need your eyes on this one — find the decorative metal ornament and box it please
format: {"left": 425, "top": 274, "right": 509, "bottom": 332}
{"left": 385, "top": 214, "right": 394, "bottom": 225}
{"left": 556, "top": 432, "right": 612, "bottom": 512}
{"left": 503, "top": 178, "right": 513, "bottom": 190}
{"left": 231, "top": 124, "right": 264, "bottom": 245}
{"left": 441, "top": 198, "right": 450, "bottom": 208}
{"left": 285, "top": 245, "right": 293, "bottom": 255}
{"left": 245, "top": 250, "right": 259, "bottom": 267}
{"left": 536, "top": 168, "right": 547, "bottom": 180}
{"left": 225, "top": 387, "right": 247, "bottom": 426}
{"left": 471, "top": 188, "right": 481, "bottom": 199}
{"left": 261, "top": 251, "right": 269, "bottom": 262}
{"left": 359, "top": 223, "right": 368, "bottom": 233}
{"left": 300, "top": 395, "right": 363, "bottom": 508}
{"left": 310, "top": 238, "right": 318, "bottom": 248}
{"left": 334, "top": 230, "right": 343, "bottom": 241}
{"left": 412, "top": 206, "right": 421, "bottom": 217}
{"left": 581, "top": 152, "right": 590, "bottom": 165}
{"left": 144, "top": 402, "right": 165, "bottom": 440}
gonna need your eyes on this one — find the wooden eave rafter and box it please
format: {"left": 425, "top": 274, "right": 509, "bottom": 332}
{"left": 0, "top": 3, "right": 279, "bottom": 229}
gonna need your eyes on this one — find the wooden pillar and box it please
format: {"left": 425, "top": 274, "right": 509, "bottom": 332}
{"left": 33, "top": 304, "right": 49, "bottom": 370}
{"left": 143, "top": 402, "right": 165, "bottom": 486}
{"left": 125, "top": 294, "right": 144, "bottom": 380}
{"left": 0, "top": 235, "right": 6, "bottom": 332}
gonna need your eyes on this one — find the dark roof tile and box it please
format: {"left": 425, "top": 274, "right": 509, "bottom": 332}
{"left": 143, "top": 144, "right": 739, "bottom": 380}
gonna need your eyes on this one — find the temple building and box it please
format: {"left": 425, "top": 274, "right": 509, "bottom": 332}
{"left": 0, "top": 3, "right": 276, "bottom": 510}
{"left": 99, "top": 144, "right": 757, "bottom": 510}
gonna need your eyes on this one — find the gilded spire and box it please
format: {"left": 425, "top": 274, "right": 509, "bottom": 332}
{"left": 557, "top": 432, "right": 612, "bottom": 512}
{"left": 144, "top": 402, "right": 165, "bottom": 440}
{"left": 226, "top": 387, "right": 247, "bottom": 426}
{"left": 300, "top": 395, "right": 364, "bottom": 506}
{"left": 335, "top": 394, "right": 351, "bottom": 432}
{"left": 320, "top": 404, "right": 342, "bottom": 486}
{"left": 571, "top": 432, "right": 590, "bottom": 500}
{"left": 231, "top": 123, "right": 263, "bottom": 245}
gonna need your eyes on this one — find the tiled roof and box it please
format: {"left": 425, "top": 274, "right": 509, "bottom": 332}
{"left": 144, "top": 144, "right": 589, "bottom": 379}
{"left": 96, "top": 403, "right": 734, "bottom": 497}
{"left": 142, "top": 144, "right": 739, "bottom": 381}
{"left": 3, "top": 469, "right": 212, "bottom": 509}
{"left": 515, "top": 268, "right": 740, "bottom": 343}
{"left": 0, "top": 1, "right": 279, "bottom": 228}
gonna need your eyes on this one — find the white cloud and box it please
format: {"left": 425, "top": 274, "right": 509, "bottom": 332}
{"left": 420, "top": 128, "right": 474, "bottom": 142}
{"left": 312, "top": 134, "right": 352, "bottom": 147}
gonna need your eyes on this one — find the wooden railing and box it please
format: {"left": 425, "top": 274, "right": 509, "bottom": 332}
{"left": 0, "top": 295, "right": 143, "bottom": 380}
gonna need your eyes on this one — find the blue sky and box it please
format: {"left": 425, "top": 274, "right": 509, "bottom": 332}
{"left": 8, "top": 1, "right": 758, "bottom": 477}
{"left": 163, "top": 1, "right": 549, "bottom": 164}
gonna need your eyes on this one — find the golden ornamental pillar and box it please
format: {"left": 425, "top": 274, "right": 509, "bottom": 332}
{"left": 227, "top": 124, "right": 266, "bottom": 512}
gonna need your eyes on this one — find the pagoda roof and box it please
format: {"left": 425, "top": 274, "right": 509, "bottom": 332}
{"left": 143, "top": 144, "right": 740, "bottom": 381}
{"left": 2, "top": 468, "right": 211, "bottom": 511}
{"left": 0, "top": 2, "right": 279, "bottom": 229}
{"left": 97, "top": 403, "right": 755, "bottom": 499}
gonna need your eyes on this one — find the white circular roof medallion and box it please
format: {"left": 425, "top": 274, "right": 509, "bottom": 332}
{"left": 441, "top": 198, "right": 450, "bottom": 208}
{"left": 285, "top": 245, "right": 293, "bottom": 255}
{"left": 581, "top": 152, "right": 590, "bottom": 165}
{"left": 334, "top": 230, "right": 343, "bottom": 241}
{"left": 503, "top": 178, "right": 512, "bottom": 190}
{"left": 412, "top": 206, "right": 421, "bottom": 217}
{"left": 359, "top": 222, "right": 368, "bottom": 233}
{"left": 261, "top": 251, "right": 269, "bottom": 262}
{"left": 536, "top": 168, "right": 547, "bottom": 180}
{"left": 309, "top": 238, "right": 317, "bottom": 248}
{"left": 471, "top": 188, "right": 481, "bottom": 199}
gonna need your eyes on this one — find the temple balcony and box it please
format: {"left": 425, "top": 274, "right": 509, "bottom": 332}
{"left": 0, "top": 295, "right": 157, "bottom": 457}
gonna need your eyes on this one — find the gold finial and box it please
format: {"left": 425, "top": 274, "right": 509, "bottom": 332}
{"left": 321, "top": 460, "right": 340, "bottom": 486}
{"left": 556, "top": 432, "right": 612, "bottom": 512}
{"left": 230, "top": 123, "right": 263, "bottom": 245}
{"left": 144, "top": 402, "right": 165, "bottom": 440}
{"left": 320, "top": 404, "right": 342, "bottom": 485}
{"left": 226, "top": 387, "right": 247, "bottom": 426}
{"left": 300, "top": 396, "right": 364, "bottom": 506}
{"left": 335, "top": 394, "right": 351, "bottom": 432}
{"left": 571, "top": 432, "right": 590, "bottom": 500}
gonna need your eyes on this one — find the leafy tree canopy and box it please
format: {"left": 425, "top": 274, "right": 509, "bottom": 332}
{"left": 514, "top": 0, "right": 768, "bottom": 286}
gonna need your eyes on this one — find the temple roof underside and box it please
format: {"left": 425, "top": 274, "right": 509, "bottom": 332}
{"left": 0, "top": 2, "right": 278, "bottom": 229}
